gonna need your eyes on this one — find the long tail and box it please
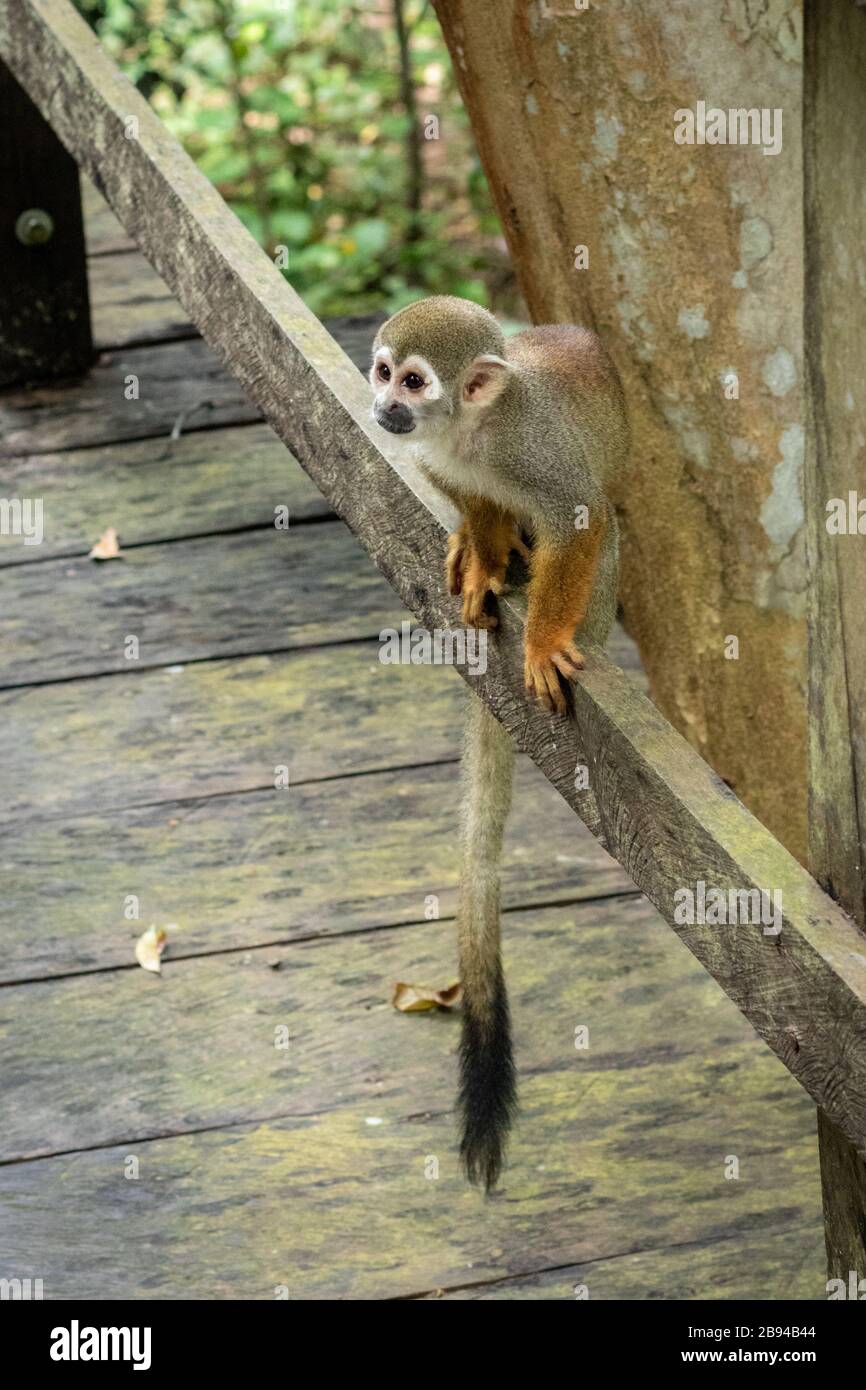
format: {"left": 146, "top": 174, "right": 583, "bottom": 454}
{"left": 457, "top": 692, "right": 517, "bottom": 1191}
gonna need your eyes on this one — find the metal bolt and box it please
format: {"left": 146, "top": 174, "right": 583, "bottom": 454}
{"left": 15, "top": 208, "right": 55, "bottom": 246}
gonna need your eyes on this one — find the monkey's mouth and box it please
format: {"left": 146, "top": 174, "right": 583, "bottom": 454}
{"left": 374, "top": 409, "right": 416, "bottom": 435}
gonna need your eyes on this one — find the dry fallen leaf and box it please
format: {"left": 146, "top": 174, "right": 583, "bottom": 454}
{"left": 392, "top": 980, "right": 462, "bottom": 1013}
{"left": 135, "top": 925, "right": 168, "bottom": 974}
{"left": 88, "top": 526, "right": 122, "bottom": 561}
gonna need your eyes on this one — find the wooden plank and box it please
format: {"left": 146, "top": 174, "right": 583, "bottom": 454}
{"left": 0, "top": 56, "right": 92, "bottom": 384}
{"left": 0, "top": 650, "right": 639, "bottom": 829}
{"left": 0, "top": 522, "right": 401, "bottom": 684}
{"left": 0, "top": 337, "right": 259, "bottom": 453}
{"left": 0, "top": 899, "right": 822, "bottom": 1308}
{"left": 82, "top": 172, "right": 133, "bottom": 255}
{"left": 0, "top": 423, "right": 330, "bottom": 567}
{"left": 0, "top": 645, "right": 460, "bottom": 823}
{"left": 804, "top": 0, "right": 866, "bottom": 1284}
{"left": 0, "top": 318, "right": 383, "bottom": 454}
{"left": 90, "top": 247, "right": 193, "bottom": 349}
{"left": 0, "top": 1057, "right": 819, "bottom": 1299}
{"left": 424, "top": 1226, "right": 825, "bottom": 1300}
{"left": 0, "top": 895, "right": 741, "bottom": 1159}
{"left": 0, "top": 611, "right": 641, "bottom": 824}
{"left": 0, "top": 761, "right": 631, "bottom": 983}
{"left": 3, "top": 0, "right": 866, "bottom": 1153}
{"left": 0, "top": 507, "right": 650, "bottom": 686}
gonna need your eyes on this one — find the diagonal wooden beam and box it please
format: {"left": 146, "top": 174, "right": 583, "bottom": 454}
{"left": 2, "top": 0, "right": 866, "bottom": 1152}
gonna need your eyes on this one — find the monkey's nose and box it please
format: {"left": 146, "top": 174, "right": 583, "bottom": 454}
{"left": 375, "top": 402, "right": 415, "bottom": 434}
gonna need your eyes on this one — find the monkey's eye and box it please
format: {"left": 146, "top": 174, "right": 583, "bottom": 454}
{"left": 377, "top": 362, "right": 391, "bottom": 381}
{"left": 403, "top": 373, "right": 424, "bottom": 391}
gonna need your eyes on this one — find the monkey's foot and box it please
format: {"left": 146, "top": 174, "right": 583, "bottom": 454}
{"left": 446, "top": 531, "right": 505, "bottom": 629}
{"left": 460, "top": 578, "right": 501, "bottom": 629}
{"left": 446, "top": 526, "right": 530, "bottom": 601}
{"left": 524, "top": 640, "right": 585, "bottom": 714}
{"left": 510, "top": 530, "right": 532, "bottom": 565}
{"left": 445, "top": 528, "right": 469, "bottom": 597}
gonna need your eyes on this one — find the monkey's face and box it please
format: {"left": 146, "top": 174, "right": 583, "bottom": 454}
{"left": 370, "top": 297, "right": 512, "bottom": 445}
{"left": 369, "top": 345, "right": 450, "bottom": 438}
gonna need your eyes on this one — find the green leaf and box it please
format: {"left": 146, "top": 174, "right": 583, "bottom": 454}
{"left": 199, "top": 149, "right": 250, "bottom": 184}
{"left": 271, "top": 209, "right": 314, "bottom": 244}
{"left": 345, "top": 218, "right": 389, "bottom": 256}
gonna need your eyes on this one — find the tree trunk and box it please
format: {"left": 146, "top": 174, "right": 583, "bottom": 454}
{"left": 433, "top": 0, "right": 807, "bottom": 858}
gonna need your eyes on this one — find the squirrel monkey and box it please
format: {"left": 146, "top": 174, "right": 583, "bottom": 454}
{"left": 370, "top": 296, "right": 629, "bottom": 1190}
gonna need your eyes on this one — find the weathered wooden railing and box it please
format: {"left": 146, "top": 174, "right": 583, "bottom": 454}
{"left": 1, "top": 0, "right": 864, "bottom": 1282}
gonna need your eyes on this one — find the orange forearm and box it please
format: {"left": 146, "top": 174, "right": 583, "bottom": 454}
{"left": 525, "top": 511, "right": 606, "bottom": 659}
{"left": 461, "top": 497, "right": 519, "bottom": 575}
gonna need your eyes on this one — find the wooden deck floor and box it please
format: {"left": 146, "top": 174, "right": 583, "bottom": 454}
{"left": 0, "top": 182, "right": 825, "bottom": 1300}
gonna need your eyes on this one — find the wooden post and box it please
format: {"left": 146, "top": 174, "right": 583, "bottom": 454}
{"left": 804, "top": 0, "right": 866, "bottom": 1287}
{"left": 0, "top": 56, "right": 92, "bottom": 386}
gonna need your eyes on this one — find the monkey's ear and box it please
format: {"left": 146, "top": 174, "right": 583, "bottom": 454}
{"left": 462, "top": 355, "right": 510, "bottom": 407}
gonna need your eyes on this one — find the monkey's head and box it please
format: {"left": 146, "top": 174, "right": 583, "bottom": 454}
{"left": 370, "top": 296, "right": 510, "bottom": 439}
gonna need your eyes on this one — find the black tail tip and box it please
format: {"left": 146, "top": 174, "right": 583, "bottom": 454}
{"left": 458, "top": 978, "right": 517, "bottom": 1193}
{"left": 460, "top": 1125, "right": 509, "bottom": 1194}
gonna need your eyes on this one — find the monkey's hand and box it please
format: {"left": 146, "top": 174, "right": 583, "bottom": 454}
{"left": 524, "top": 639, "right": 585, "bottom": 715}
{"left": 446, "top": 523, "right": 530, "bottom": 631}
{"left": 447, "top": 530, "right": 503, "bottom": 630}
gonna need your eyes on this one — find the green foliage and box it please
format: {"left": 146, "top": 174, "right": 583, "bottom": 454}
{"left": 75, "top": 0, "right": 508, "bottom": 317}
